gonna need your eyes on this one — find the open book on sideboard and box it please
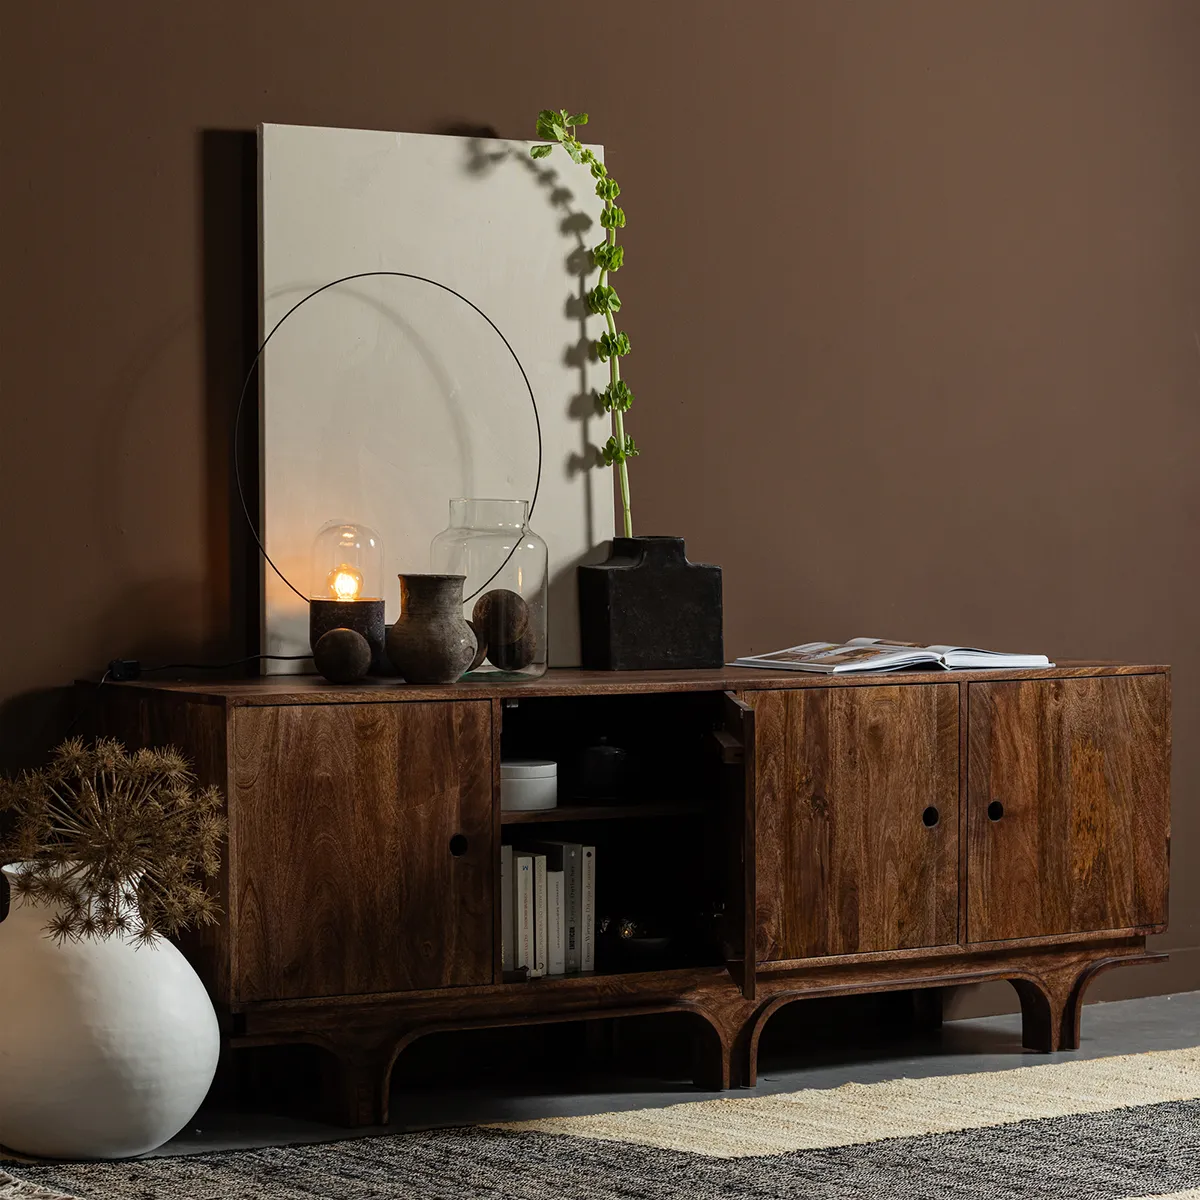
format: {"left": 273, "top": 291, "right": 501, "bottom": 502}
{"left": 734, "top": 636, "right": 1053, "bottom": 675}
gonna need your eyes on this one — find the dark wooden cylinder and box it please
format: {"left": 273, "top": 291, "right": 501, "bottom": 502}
{"left": 309, "top": 598, "right": 388, "bottom": 674}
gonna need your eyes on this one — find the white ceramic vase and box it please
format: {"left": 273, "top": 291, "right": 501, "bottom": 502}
{"left": 0, "top": 863, "right": 220, "bottom": 1159}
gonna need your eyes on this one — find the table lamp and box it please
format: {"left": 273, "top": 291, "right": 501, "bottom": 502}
{"left": 309, "top": 521, "right": 387, "bottom": 674}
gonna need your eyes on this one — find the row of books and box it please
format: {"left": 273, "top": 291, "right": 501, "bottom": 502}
{"left": 500, "top": 842, "right": 595, "bottom": 976}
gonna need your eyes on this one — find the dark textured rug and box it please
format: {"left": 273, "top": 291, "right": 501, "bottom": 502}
{"left": 4, "top": 1047, "right": 1198, "bottom": 1199}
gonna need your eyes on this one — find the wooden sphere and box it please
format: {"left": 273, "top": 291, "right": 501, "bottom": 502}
{"left": 313, "top": 627, "right": 372, "bottom": 684}
{"left": 466, "top": 619, "right": 488, "bottom": 673}
{"left": 472, "top": 589, "right": 529, "bottom": 649}
{"left": 488, "top": 626, "right": 537, "bottom": 672}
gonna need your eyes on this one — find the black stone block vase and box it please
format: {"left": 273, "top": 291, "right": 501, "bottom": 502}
{"left": 577, "top": 537, "right": 723, "bottom": 670}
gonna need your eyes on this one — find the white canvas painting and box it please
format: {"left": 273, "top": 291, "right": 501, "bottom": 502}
{"left": 258, "top": 123, "right": 614, "bottom": 670}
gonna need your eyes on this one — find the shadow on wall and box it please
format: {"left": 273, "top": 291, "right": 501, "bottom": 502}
{"left": 458, "top": 123, "right": 608, "bottom": 548}
{"left": 0, "top": 688, "right": 75, "bottom": 776}
{"left": 200, "top": 128, "right": 261, "bottom": 666}
{"left": 454, "top": 119, "right": 615, "bottom": 665}
{"left": 0, "top": 574, "right": 229, "bottom": 775}
{"left": 0, "top": 135, "right": 257, "bottom": 777}
{"left": 4, "top": 116, "right": 605, "bottom": 772}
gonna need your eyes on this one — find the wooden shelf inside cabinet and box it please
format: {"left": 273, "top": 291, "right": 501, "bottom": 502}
{"left": 500, "top": 802, "right": 705, "bottom": 825}
{"left": 502, "top": 964, "right": 721, "bottom": 987}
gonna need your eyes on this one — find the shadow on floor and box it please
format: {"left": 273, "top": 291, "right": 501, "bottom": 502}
{"left": 156, "top": 990, "right": 1200, "bottom": 1157}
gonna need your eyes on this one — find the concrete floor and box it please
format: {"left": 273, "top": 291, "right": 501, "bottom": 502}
{"left": 156, "top": 990, "right": 1200, "bottom": 1157}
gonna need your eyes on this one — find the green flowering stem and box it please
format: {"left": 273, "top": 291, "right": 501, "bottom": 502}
{"left": 601, "top": 241, "right": 633, "bottom": 538}
{"left": 532, "top": 108, "right": 636, "bottom": 538}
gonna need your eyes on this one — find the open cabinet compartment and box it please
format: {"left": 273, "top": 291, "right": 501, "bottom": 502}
{"left": 496, "top": 690, "right": 755, "bottom": 986}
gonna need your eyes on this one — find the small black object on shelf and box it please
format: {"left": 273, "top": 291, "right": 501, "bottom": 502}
{"left": 578, "top": 536, "right": 723, "bottom": 670}
{"left": 598, "top": 914, "right": 673, "bottom": 964}
{"left": 575, "top": 737, "right": 629, "bottom": 801}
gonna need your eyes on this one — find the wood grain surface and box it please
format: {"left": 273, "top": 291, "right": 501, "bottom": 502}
{"left": 751, "top": 684, "right": 960, "bottom": 961}
{"left": 106, "top": 661, "right": 1168, "bottom": 706}
{"left": 92, "top": 666, "right": 1172, "bottom": 1126}
{"left": 722, "top": 692, "right": 757, "bottom": 999}
{"left": 232, "top": 701, "right": 493, "bottom": 1002}
{"left": 967, "top": 675, "right": 1170, "bottom": 942}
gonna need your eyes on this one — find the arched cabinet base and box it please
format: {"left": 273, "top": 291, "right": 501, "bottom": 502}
{"left": 230, "top": 937, "right": 1164, "bottom": 1124}
{"left": 743, "top": 941, "right": 1165, "bottom": 1088}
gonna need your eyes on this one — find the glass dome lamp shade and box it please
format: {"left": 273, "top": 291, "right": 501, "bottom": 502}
{"left": 310, "top": 521, "right": 383, "bottom": 602}
{"left": 308, "top": 521, "right": 388, "bottom": 682}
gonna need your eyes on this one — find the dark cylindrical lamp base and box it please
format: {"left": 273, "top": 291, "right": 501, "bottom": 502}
{"left": 309, "top": 599, "right": 389, "bottom": 675}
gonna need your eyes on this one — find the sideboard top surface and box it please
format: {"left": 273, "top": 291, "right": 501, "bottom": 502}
{"left": 102, "top": 662, "right": 1168, "bottom": 706}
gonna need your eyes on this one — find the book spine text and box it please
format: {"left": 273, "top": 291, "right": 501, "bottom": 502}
{"left": 547, "top": 869, "right": 565, "bottom": 975}
{"left": 500, "top": 844, "right": 513, "bottom": 973}
{"left": 581, "top": 845, "right": 596, "bottom": 972}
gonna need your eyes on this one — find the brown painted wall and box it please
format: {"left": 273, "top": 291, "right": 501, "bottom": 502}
{"left": 2, "top": 1, "right": 1197, "bottom": 1008}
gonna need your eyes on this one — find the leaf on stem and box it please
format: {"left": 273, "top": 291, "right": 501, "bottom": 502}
{"left": 592, "top": 242, "right": 624, "bottom": 272}
{"left": 599, "top": 379, "right": 634, "bottom": 412}
{"left": 585, "top": 284, "right": 621, "bottom": 315}
{"left": 530, "top": 144, "right": 553, "bottom": 159}
{"left": 535, "top": 110, "right": 561, "bottom": 140}
{"left": 601, "top": 433, "right": 640, "bottom": 465}
{"left": 595, "top": 330, "right": 632, "bottom": 361}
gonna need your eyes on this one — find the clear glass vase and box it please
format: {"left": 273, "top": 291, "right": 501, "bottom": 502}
{"left": 430, "top": 499, "right": 548, "bottom": 679}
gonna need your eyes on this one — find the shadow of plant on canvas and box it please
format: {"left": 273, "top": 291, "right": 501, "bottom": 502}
{"left": 530, "top": 109, "right": 637, "bottom": 538}
{"left": 463, "top": 132, "right": 610, "bottom": 534}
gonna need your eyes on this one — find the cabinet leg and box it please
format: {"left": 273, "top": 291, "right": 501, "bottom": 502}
{"left": 730, "top": 1017, "right": 756, "bottom": 1088}
{"left": 1058, "top": 976, "right": 1085, "bottom": 1052}
{"left": 691, "top": 1019, "right": 731, "bottom": 1091}
{"left": 1013, "top": 978, "right": 1057, "bottom": 1051}
{"left": 909, "top": 987, "right": 944, "bottom": 1033}
{"left": 320, "top": 1037, "right": 397, "bottom": 1126}
{"left": 1012, "top": 969, "right": 1081, "bottom": 1053}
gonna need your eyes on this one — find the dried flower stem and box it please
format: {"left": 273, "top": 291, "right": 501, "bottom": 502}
{"left": 0, "top": 737, "right": 226, "bottom": 945}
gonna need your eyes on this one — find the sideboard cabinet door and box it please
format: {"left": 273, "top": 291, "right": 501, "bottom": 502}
{"left": 751, "top": 684, "right": 959, "bottom": 961}
{"left": 967, "top": 675, "right": 1169, "bottom": 942}
{"left": 232, "top": 701, "right": 493, "bottom": 1002}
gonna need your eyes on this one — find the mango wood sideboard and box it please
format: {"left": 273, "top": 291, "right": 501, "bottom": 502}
{"left": 95, "top": 662, "right": 1170, "bottom": 1125}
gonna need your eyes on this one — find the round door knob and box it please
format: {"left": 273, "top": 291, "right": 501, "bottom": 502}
{"left": 922, "top": 806, "right": 939, "bottom": 827}
{"left": 987, "top": 800, "right": 1005, "bottom": 821}
{"left": 449, "top": 834, "right": 469, "bottom": 857}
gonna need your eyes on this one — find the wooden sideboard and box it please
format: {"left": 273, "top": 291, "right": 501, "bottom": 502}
{"left": 96, "top": 662, "right": 1170, "bottom": 1124}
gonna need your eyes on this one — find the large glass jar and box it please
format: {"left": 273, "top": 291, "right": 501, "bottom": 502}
{"left": 430, "top": 499, "right": 548, "bottom": 679}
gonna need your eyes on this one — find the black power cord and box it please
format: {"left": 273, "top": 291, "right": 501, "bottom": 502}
{"left": 106, "top": 655, "right": 310, "bottom": 682}
{"left": 64, "top": 654, "right": 312, "bottom": 739}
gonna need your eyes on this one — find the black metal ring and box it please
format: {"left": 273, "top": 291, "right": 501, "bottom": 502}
{"left": 234, "top": 271, "right": 543, "bottom": 605}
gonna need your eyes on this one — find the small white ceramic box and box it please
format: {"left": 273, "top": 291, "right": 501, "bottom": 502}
{"left": 501, "top": 759, "right": 558, "bottom": 812}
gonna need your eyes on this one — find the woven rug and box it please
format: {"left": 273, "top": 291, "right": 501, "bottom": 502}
{"left": 3, "top": 1046, "right": 1199, "bottom": 1199}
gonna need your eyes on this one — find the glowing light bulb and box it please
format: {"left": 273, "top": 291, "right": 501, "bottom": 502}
{"left": 327, "top": 564, "right": 364, "bottom": 601}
